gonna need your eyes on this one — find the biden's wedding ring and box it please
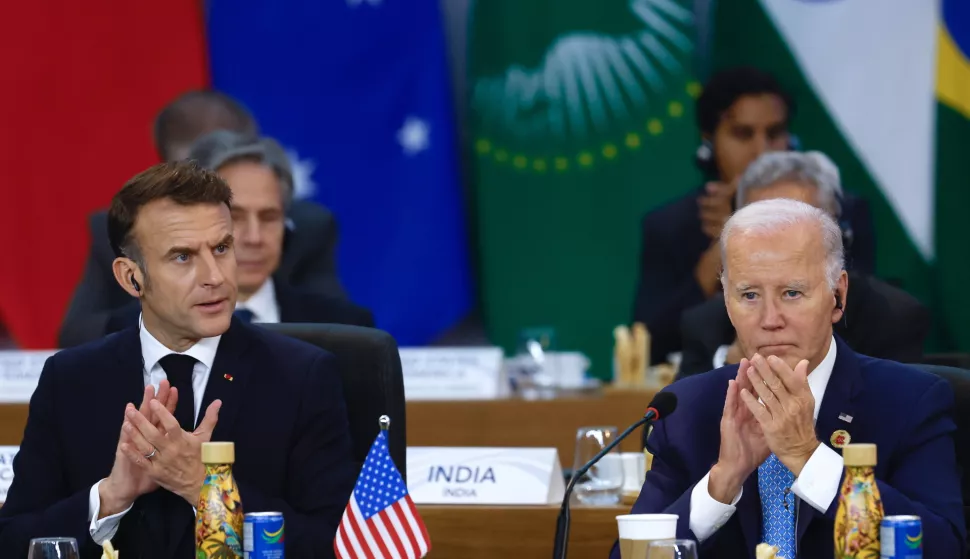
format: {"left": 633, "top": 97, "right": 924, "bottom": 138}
{"left": 144, "top": 447, "right": 157, "bottom": 460}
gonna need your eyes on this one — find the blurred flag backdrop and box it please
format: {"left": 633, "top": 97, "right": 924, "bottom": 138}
{"left": 708, "top": 0, "right": 970, "bottom": 353}
{"left": 0, "top": 0, "right": 208, "bottom": 348}
{"left": 0, "top": 0, "right": 471, "bottom": 348}
{"left": 206, "top": 0, "right": 472, "bottom": 346}
{"left": 2, "top": 0, "right": 966, "bottom": 364}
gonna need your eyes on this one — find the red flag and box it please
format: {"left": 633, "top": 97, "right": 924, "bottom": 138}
{"left": 0, "top": 2, "right": 209, "bottom": 348}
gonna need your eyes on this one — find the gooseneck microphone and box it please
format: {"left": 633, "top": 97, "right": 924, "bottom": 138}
{"left": 552, "top": 392, "right": 678, "bottom": 559}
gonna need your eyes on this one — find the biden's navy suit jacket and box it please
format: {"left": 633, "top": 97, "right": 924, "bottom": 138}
{"left": 611, "top": 336, "right": 965, "bottom": 559}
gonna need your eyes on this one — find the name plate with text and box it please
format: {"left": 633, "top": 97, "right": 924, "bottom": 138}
{"left": 0, "top": 351, "right": 57, "bottom": 403}
{"left": 399, "top": 347, "right": 505, "bottom": 400}
{"left": 406, "top": 447, "right": 565, "bottom": 505}
{"left": 0, "top": 446, "right": 19, "bottom": 503}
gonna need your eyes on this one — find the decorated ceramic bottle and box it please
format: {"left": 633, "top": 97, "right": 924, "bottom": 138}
{"left": 834, "top": 443, "right": 884, "bottom": 558}
{"left": 196, "top": 441, "right": 244, "bottom": 558}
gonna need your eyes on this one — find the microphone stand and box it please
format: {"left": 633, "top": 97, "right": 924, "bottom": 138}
{"left": 552, "top": 413, "right": 656, "bottom": 559}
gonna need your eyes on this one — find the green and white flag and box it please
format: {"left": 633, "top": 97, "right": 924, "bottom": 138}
{"left": 709, "top": 0, "right": 970, "bottom": 352}
{"left": 468, "top": 0, "right": 702, "bottom": 376}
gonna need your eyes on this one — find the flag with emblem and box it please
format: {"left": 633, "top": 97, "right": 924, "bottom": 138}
{"left": 706, "top": 0, "right": 970, "bottom": 353}
{"left": 206, "top": 0, "right": 471, "bottom": 345}
{"left": 469, "top": 0, "right": 702, "bottom": 376}
{"left": 334, "top": 431, "right": 431, "bottom": 559}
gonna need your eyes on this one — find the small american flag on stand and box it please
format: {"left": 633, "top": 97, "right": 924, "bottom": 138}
{"left": 334, "top": 427, "right": 430, "bottom": 559}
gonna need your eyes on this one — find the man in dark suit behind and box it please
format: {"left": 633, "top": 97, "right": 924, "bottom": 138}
{"left": 678, "top": 151, "right": 929, "bottom": 377}
{"left": 613, "top": 199, "right": 964, "bottom": 558}
{"left": 0, "top": 161, "right": 357, "bottom": 558}
{"left": 631, "top": 68, "right": 876, "bottom": 364}
{"left": 59, "top": 90, "right": 348, "bottom": 348}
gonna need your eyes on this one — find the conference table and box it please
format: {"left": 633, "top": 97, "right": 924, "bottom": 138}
{"left": 420, "top": 504, "right": 625, "bottom": 558}
{"left": 0, "top": 388, "right": 654, "bottom": 557}
{"left": 1, "top": 387, "right": 659, "bottom": 464}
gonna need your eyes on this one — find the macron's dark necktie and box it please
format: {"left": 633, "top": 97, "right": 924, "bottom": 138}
{"left": 159, "top": 354, "right": 197, "bottom": 432}
{"left": 234, "top": 308, "right": 255, "bottom": 323}
{"left": 142, "top": 354, "right": 199, "bottom": 557}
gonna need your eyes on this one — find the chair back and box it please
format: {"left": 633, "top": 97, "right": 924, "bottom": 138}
{"left": 259, "top": 323, "right": 407, "bottom": 479}
{"left": 917, "top": 363, "right": 970, "bottom": 538}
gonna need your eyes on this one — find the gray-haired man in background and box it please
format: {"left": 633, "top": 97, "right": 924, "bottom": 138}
{"left": 677, "top": 151, "right": 929, "bottom": 377}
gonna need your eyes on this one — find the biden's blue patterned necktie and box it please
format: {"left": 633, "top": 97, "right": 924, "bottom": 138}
{"left": 759, "top": 453, "right": 796, "bottom": 558}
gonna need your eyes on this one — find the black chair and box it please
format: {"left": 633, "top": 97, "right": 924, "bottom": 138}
{"left": 923, "top": 353, "right": 970, "bottom": 370}
{"left": 258, "top": 323, "right": 407, "bottom": 480}
{"left": 917, "top": 363, "right": 970, "bottom": 539}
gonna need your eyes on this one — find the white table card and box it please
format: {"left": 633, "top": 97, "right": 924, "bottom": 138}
{"left": 399, "top": 347, "right": 505, "bottom": 400}
{"left": 0, "top": 446, "right": 19, "bottom": 503}
{"left": 406, "top": 447, "right": 565, "bottom": 505}
{"left": 0, "top": 351, "right": 56, "bottom": 403}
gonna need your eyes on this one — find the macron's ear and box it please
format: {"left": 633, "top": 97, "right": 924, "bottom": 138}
{"left": 111, "top": 257, "right": 141, "bottom": 298}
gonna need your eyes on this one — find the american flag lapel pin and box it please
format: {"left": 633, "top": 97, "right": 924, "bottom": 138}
{"left": 224, "top": 373, "right": 233, "bottom": 382}
{"left": 838, "top": 412, "right": 853, "bottom": 423}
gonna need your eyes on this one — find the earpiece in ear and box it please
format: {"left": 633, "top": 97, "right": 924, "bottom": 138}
{"left": 694, "top": 139, "right": 715, "bottom": 174}
{"left": 131, "top": 274, "right": 141, "bottom": 292}
{"left": 695, "top": 139, "right": 713, "bottom": 164}
{"left": 834, "top": 292, "right": 843, "bottom": 311}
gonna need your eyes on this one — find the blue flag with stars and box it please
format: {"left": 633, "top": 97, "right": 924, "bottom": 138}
{"left": 206, "top": 0, "right": 472, "bottom": 345}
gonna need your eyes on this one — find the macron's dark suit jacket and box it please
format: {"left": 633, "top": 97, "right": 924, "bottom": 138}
{"left": 102, "top": 281, "right": 375, "bottom": 337}
{"left": 631, "top": 188, "right": 876, "bottom": 364}
{"left": 610, "top": 336, "right": 966, "bottom": 559}
{"left": 59, "top": 200, "right": 347, "bottom": 348}
{"left": 678, "top": 273, "right": 931, "bottom": 377}
{"left": 0, "top": 317, "right": 357, "bottom": 559}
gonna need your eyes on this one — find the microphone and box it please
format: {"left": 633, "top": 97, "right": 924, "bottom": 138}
{"left": 552, "top": 392, "right": 678, "bottom": 559}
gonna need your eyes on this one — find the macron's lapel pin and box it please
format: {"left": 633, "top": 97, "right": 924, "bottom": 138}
{"left": 838, "top": 412, "right": 854, "bottom": 423}
{"left": 831, "top": 429, "right": 851, "bottom": 449}
{"left": 224, "top": 373, "right": 234, "bottom": 382}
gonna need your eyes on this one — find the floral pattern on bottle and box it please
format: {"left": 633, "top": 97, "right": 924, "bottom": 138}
{"left": 196, "top": 463, "right": 244, "bottom": 559}
{"left": 834, "top": 465, "right": 883, "bottom": 559}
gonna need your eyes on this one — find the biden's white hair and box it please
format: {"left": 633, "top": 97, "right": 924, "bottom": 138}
{"left": 736, "top": 151, "right": 843, "bottom": 218}
{"left": 720, "top": 198, "right": 845, "bottom": 289}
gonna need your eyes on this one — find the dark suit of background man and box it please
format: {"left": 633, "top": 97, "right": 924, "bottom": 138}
{"left": 678, "top": 150, "right": 929, "bottom": 377}
{"left": 614, "top": 199, "right": 964, "bottom": 558}
{"left": 103, "top": 130, "right": 374, "bottom": 335}
{"left": 59, "top": 90, "right": 348, "bottom": 348}
{"left": 0, "top": 161, "right": 357, "bottom": 559}
{"left": 631, "top": 67, "right": 875, "bottom": 365}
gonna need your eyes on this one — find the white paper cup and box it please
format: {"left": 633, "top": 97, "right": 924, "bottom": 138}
{"left": 616, "top": 513, "right": 678, "bottom": 539}
{"left": 616, "top": 514, "right": 678, "bottom": 559}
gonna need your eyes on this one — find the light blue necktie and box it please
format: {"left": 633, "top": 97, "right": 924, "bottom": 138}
{"left": 759, "top": 453, "right": 797, "bottom": 558}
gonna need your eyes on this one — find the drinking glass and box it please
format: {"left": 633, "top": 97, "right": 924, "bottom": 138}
{"left": 571, "top": 425, "right": 624, "bottom": 505}
{"left": 646, "top": 539, "right": 698, "bottom": 559}
{"left": 28, "top": 537, "right": 80, "bottom": 559}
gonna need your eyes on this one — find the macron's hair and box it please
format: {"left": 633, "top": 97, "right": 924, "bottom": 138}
{"left": 720, "top": 198, "right": 845, "bottom": 289}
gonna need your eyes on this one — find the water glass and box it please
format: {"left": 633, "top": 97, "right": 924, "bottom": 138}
{"left": 647, "top": 539, "right": 697, "bottom": 559}
{"left": 28, "top": 537, "right": 79, "bottom": 559}
{"left": 571, "top": 425, "right": 624, "bottom": 505}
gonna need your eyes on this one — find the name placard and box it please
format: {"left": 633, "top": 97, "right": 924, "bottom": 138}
{"left": 0, "top": 351, "right": 56, "bottom": 403}
{"left": 406, "top": 447, "right": 565, "bottom": 505}
{"left": 0, "top": 446, "right": 19, "bottom": 503}
{"left": 399, "top": 347, "right": 505, "bottom": 400}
